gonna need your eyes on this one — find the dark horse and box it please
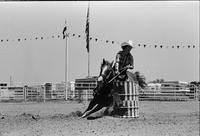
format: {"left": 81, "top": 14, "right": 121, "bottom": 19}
{"left": 81, "top": 59, "right": 115, "bottom": 118}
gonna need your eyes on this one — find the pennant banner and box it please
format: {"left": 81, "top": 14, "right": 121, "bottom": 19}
{"left": 0, "top": 31, "right": 197, "bottom": 50}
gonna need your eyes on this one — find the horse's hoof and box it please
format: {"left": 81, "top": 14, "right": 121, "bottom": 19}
{"left": 81, "top": 113, "right": 87, "bottom": 118}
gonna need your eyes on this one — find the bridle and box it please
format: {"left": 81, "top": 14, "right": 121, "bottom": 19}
{"left": 98, "top": 64, "right": 114, "bottom": 84}
{"left": 99, "top": 65, "right": 129, "bottom": 85}
{"left": 99, "top": 63, "right": 129, "bottom": 84}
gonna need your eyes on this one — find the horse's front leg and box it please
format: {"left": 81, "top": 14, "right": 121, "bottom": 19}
{"left": 81, "top": 94, "right": 100, "bottom": 118}
{"left": 81, "top": 104, "right": 99, "bottom": 118}
{"left": 82, "top": 104, "right": 104, "bottom": 118}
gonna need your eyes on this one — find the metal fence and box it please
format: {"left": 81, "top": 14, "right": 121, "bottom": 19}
{"left": 0, "top": 83, "right": 66, "bottom": 102}
{"left": 0, "top": 83, "right": 199, "bottom": 102}
{"left": 74, "top": 83, "right": 200, "bottom": 102}
{"left": 139, "top": 85, "right": 199, "bottom": 101}
{"left": 71, "top": 82, "right": 96, "bottom": 102}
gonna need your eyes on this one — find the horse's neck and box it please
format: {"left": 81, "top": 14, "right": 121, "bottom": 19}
{"left": 107, "top": 71, "right": 115, "bottom": 83}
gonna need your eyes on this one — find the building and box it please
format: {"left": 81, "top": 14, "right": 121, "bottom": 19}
{"left": 52, "top": 82, "right": 65, "bottom": 99}
{"left": 43, "top": 82, "right": 66, "bottom": 100}
{"left": 24, "top": 85, "right": 44, "bottom": 101}
{"left": 0, "top": 84, "right": 9, "bottom": 100}
{"left": 161, "top": 81, "right": 189, "bottom": 91}
{"left": 0, "top": 82, "right": 24, "bottom": 101}
{"left": 75, "top": 77, "right": 97, "bottom": 100}
{"left": 0, "top": 83, "right": 7, "bottom": 88}
{"left": 8, "top": 86, "right": 24, "bottom": 100}
{"left": 147, "top": 83, "right": 162, "bottom": 91}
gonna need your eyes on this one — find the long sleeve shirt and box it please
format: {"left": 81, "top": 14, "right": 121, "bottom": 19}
{"left": 115, "top": 51, "right": 134, "bottom": 73}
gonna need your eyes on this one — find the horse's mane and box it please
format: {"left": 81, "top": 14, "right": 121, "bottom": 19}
{"left": 99, "top": 59, "right": 112, "bottom": 76}
{"left": 100, "top": 60, "right": 111, "bottom": 68}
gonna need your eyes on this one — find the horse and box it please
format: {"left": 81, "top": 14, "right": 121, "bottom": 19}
{"left": 81, "top": 59, "right": 115, "bottom": 118}
{"left": 81, "top": 59, "right": 143, "bottom": 118}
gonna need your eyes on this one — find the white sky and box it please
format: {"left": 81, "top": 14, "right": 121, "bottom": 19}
{"left": 0, "top": 1, "right": 199, "bottom": 83}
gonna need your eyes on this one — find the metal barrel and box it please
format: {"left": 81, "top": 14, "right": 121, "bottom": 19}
{"left": 116, "top": 81, "right": 139, "bottom": 118}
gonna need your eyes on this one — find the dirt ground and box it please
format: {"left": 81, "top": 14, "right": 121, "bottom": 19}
{"left": 0, "top": 101, "right": 199, "bottom": 136}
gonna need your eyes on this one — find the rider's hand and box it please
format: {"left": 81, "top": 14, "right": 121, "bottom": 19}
{"left": 115, "top": 71, "right": 120, "bottom": 75}
{"left": 126, "top": 65, "right": 133, "bottom": 69}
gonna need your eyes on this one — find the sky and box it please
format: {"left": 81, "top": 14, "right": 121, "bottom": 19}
{"left": 0, "top": 1, "right": 199, "bottom": 84}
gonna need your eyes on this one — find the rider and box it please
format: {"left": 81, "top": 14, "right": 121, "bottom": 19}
{"left": 114, "top": 40, "right": 134, "bottom": 81}
{"left": 110, "top": 40, "right": 134, "bottom": 115}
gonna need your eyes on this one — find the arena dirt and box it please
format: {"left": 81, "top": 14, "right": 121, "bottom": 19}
{"left": 0, "top": 101, "right": 199, "bottom": 136}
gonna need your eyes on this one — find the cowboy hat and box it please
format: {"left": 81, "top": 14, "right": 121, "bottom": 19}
{"left": 121, "top": 40, "right": 134, "bottom": 48}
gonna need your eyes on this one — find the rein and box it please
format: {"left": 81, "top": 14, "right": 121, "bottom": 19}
{"left": 94, "top": 62, "right": 128, "bottom": 94}
{"left": 101, "top": 66, "right": 128, "bottom": 85}
{"left": 107, "top": 66, "right": 128, "bottom": 83}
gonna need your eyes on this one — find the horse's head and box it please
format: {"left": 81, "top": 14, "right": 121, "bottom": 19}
{"left": 97, "top": 59, "right": 114, "bottom": 84}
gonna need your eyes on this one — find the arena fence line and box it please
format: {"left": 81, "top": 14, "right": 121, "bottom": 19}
{"left": 0, "top": 83, "right": 66, "bottom": 102}
{"left": 139, "top": 85, "right": 199, "bottom": 101}
{"left": 74, "top": 83, "right": 199, "bottom": 102}
{"left": 0, "top": 83, "right": 199, "bottom": 102}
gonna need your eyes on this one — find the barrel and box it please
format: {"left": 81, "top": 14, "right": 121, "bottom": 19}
{"left": 115, "top": 81, "right": 139, "bottom": 118}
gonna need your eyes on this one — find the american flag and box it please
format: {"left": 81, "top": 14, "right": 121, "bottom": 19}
{"left": 62, "top": 20, "right": 67, "bottom": 39}
{"left": 85, "top": 5, "right": 90, "bottom": 52}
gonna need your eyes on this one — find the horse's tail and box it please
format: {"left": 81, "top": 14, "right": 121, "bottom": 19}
{"left": 126, "top": 71, "right": 136, "bottom": 82}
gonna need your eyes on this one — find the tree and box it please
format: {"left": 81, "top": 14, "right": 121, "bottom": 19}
{"left": 150, "top": 78, "right": 165, "bottom": 83}
{"left": 131, "top": 71, "right": 147, "bottom": 89}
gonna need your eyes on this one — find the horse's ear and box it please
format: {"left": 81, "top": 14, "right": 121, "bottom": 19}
{"left": 103, "top": 58, "right": 105, "bottom": 64}
{"left": 111, "top": 61, "right": 114, "bottom": 67}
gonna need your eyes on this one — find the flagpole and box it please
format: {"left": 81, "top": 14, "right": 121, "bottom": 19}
{"left": 63, "top": 20, "right": 68, "bottom": 101}
{"left": 198, "top": 22, "right": 200, "bottom": 83}
{"left": 88, "top": 47, "right": 90, "bottom": 77}
{"left": 65, "top": 31, "right": 69, "bottom": 100}
{"left": 87, "top": 2, "right": 90, "bottom": 77}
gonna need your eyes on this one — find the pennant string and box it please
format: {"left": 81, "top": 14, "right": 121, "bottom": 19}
{"left": 0, "top": 32, "right": 197, "bottom": 50}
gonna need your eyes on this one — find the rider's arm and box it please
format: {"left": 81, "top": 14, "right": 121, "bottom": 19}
{"left": 127, "top": 55, "right": 134, "bottom": 69}
{"left": 115, "top": 53, "right": 120, "bottom": 73}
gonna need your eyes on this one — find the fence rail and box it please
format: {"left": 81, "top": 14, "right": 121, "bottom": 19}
{"left": 0, "top": 83, "right": 199, "bottom": 102}
{"left": 139, "top": 91, "right": 198, "bottom": 101}
{"left": 0, "top": 84, "right": 66, "bottom": 102}
{"left": 139, "top": 85, "right": 199, "bottom": 101}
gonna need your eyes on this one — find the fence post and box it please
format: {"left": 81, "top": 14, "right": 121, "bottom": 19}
{"left": 174, "top": 87, "right": 176, "bottom": 101}
{"left": 87, "top": 84, "right": 90, "bottom": 101}
{"left": 86, "top": 89, "right": 88, "bottom": 101}
{"left": 195, "top": 85, "right": 198, "bottom": 100}
{"left": 24, "top": 86, "right": 26, "bottom": 102}
{"left": 65, "top": 82, "right": 68, "bottom": 101}
{"left": 73, "top": 85, "right": 75, "bottom": 99}
{"left": 43, "top": 86, "right": 46, "bottom": 102}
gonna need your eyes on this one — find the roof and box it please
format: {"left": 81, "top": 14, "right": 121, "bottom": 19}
{"left": 147, "top": 83, "right": 162, "bottom": 87}
{"left": 163, "top": 81, "right": 188, "bottom": 85}
{"left": 75, "top": 76, "right": 98, "bottom": 83}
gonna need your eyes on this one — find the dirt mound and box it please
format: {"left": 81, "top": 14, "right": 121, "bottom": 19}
{"left": 67, "top": 110, "right": 83, "bottom": 117}
{"left": 18, "top": 113, "right": 40, "bottom": 121}
{"left": 50, "top": 110, "right": 83, "bottom": 119}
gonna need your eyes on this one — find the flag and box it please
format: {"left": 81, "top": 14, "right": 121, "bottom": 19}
{"left": 85, "top": 4, "right": 90, "bottom": 52}
{"left": 62, "top": 20, "right": 67, "bottom": 39}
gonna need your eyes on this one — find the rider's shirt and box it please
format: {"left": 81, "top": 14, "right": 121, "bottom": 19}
{"left": 115, "top": 50, "right": 134, "bottom": 81}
